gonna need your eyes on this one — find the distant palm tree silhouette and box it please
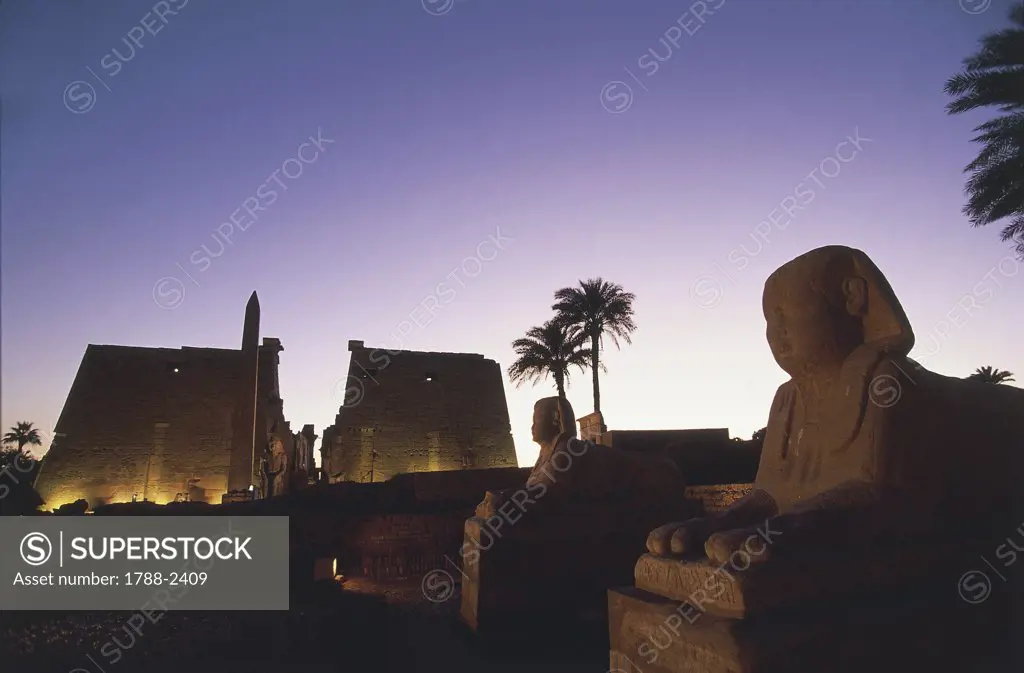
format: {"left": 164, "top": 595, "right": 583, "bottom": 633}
{"left": 2, "top": 421, "right": 42, "bottom": 454}
{"left": 967, "top": 366, "right": 1016, "bottom": 384}
{"left": 508, "top": 320, "right": 590, "bottom": 399}
{"left": 552, "top": 278, "right": 637, "bottom": 424}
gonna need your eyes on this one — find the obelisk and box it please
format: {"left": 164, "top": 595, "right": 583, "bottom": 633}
{"left": 226, "top": 291, "right": 261, "bottom": 498}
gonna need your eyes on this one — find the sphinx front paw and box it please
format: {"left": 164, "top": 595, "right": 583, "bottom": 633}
{"left": 646, "top": 518, "right": 713, "bottom": 557}
{"left": 704, "top": 526, "right": 777, "bottom": 566}
{"left": 646, "top": 522, "right": 684, "bottom": 556}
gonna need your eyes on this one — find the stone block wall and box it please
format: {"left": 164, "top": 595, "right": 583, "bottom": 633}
{"left": 89, "top": 470, "right": 754, "bottom": 583}
{"left": 684, "top": 483, "right": 754, "bottom": 514}
{"left": 295, "top": 479, "right": 750, "bottom": 581}
{"left": 405, "top": 466, "right": 530, "bottom": 503}
{"left": 577, "top": 411, "right": 605, "bottom": 442}
{"left": 352, "top": 513, "right": 467, "bottom": 580}
{"left": 321, "top": 342, "right": 517, "bottom": 483}
{"left": 601, "top": 429, "right": 761, "bottom": 485}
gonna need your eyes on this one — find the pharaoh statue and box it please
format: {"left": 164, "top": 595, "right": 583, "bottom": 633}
{"left": 294, "top": 432, "right": 309, "bottom": 475}
{"left": 477, "top": 396, "right": 686, "bottom": 517}
{"left": 288, "top": 430, "right": 312, "bottom": 491}
{"left": 646, "top": 245, "right": 1024, "bottom": 566}
{"left": 262, "top": 435, "right": 289, "bottom": 498}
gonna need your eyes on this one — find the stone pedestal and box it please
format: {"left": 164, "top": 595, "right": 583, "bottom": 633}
{"left": 631, "top": 543, "right": 968, "bottom": 618}
{"left": 221, "top": 489, "right": 252, "bottom": 503}
{"left": 578, "top": 411, "right": 605, "bottom": 441}
{"left": 609, "top": 551, "right": 1020, "bottom": 673}
{"left": 459, "top": 499, "right": 696, "bottom": 645}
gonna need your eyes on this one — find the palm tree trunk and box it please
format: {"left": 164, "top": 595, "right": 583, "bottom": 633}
{"left": 555, "top": 371, "right": 566, "bottom": 398}
{"left": 590, "top": 330, "right": 601, "bottom": 417}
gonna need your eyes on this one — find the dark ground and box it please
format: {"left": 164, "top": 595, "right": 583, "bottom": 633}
{"left": 1, "top": 577, "right": 609, "bottom": 673}
{"left": 5, "top": 576, "right": 1020, "bottom": 673}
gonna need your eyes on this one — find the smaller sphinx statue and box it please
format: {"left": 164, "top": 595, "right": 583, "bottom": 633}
{"left": 478, "top": 396, "right": 686, "bottom": 518}
{"left": 462, "top": 396, "right": 695, "bottom": 639}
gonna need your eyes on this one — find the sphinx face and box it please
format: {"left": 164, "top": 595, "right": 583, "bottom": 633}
{"left": 532, "top": 398, "right": 567, "bottom": 446}
{"left": 531, "top": 402, "right": 552, "bottom": 444}
{"left": 763, "top": 267, "right": 858, "bottom": 377}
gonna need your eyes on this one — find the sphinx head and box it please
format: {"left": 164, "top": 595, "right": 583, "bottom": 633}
{"left": 531, "top": 396, "right": 577, "bottom": 446}
{"left": 763, "top": 246, "right": 914, "bottom": 378}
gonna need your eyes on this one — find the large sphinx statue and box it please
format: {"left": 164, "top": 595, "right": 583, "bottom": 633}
{"left": 646, "top": 245, "right": 1023, "bottom": 567}
{"left": 608, "top": 245, "right": 1023, "bottom": 673}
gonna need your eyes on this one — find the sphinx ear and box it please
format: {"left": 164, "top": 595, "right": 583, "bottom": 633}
{"left": 842, "top": 276, "right": 868, "bottom": 317}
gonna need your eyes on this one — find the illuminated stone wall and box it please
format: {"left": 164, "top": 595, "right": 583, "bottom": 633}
{"left": 34, "top": 342, "right": 288, "bottom": 509}
{"left": 321, "top": 341, "right": 518, "bottom": 483}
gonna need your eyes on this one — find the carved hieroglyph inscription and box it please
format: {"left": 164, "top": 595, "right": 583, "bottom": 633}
{"left": 619, "top": 611, "right": 741, "bottom": 673}
{"left": 634, "top": 555, "right": 746, "bottom": 618}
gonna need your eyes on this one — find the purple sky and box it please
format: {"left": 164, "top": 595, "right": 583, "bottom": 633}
{"left": 3, "top": 0, "right": 1021, "bottom": 468}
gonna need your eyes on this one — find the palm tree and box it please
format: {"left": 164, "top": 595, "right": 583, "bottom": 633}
{"left": 967, "top": 366, "right": 1016, "bottom": 384}
{"left": 944, "top": 4, "right": 1024, "bottom": 259}
{"left": 552, "top": 278, "right": 637, "bottom": 425}
{"left": 2, "top": 422, "right": 42, "bottom": 454}
{"left": 0, "top": 447, "right": 43, "bottom": 516}
{"left": 507, "top": 321, "right": 590, "bottom": 398}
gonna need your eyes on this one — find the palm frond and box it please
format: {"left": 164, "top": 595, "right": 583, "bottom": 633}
{"left": 507, "top": 320, "right": 591, "bottom": 393}
{"left": 967, "top": 366, "right": 1016, "bottom": 384}
{"left": 2, "top": 421, "right": 42, "bottom": 448}
{"left": 946, "top": 5, "right": 1024, "bottom": 258}
{"left": 945, "top": 69, "right": 1024, "bottom": 114}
